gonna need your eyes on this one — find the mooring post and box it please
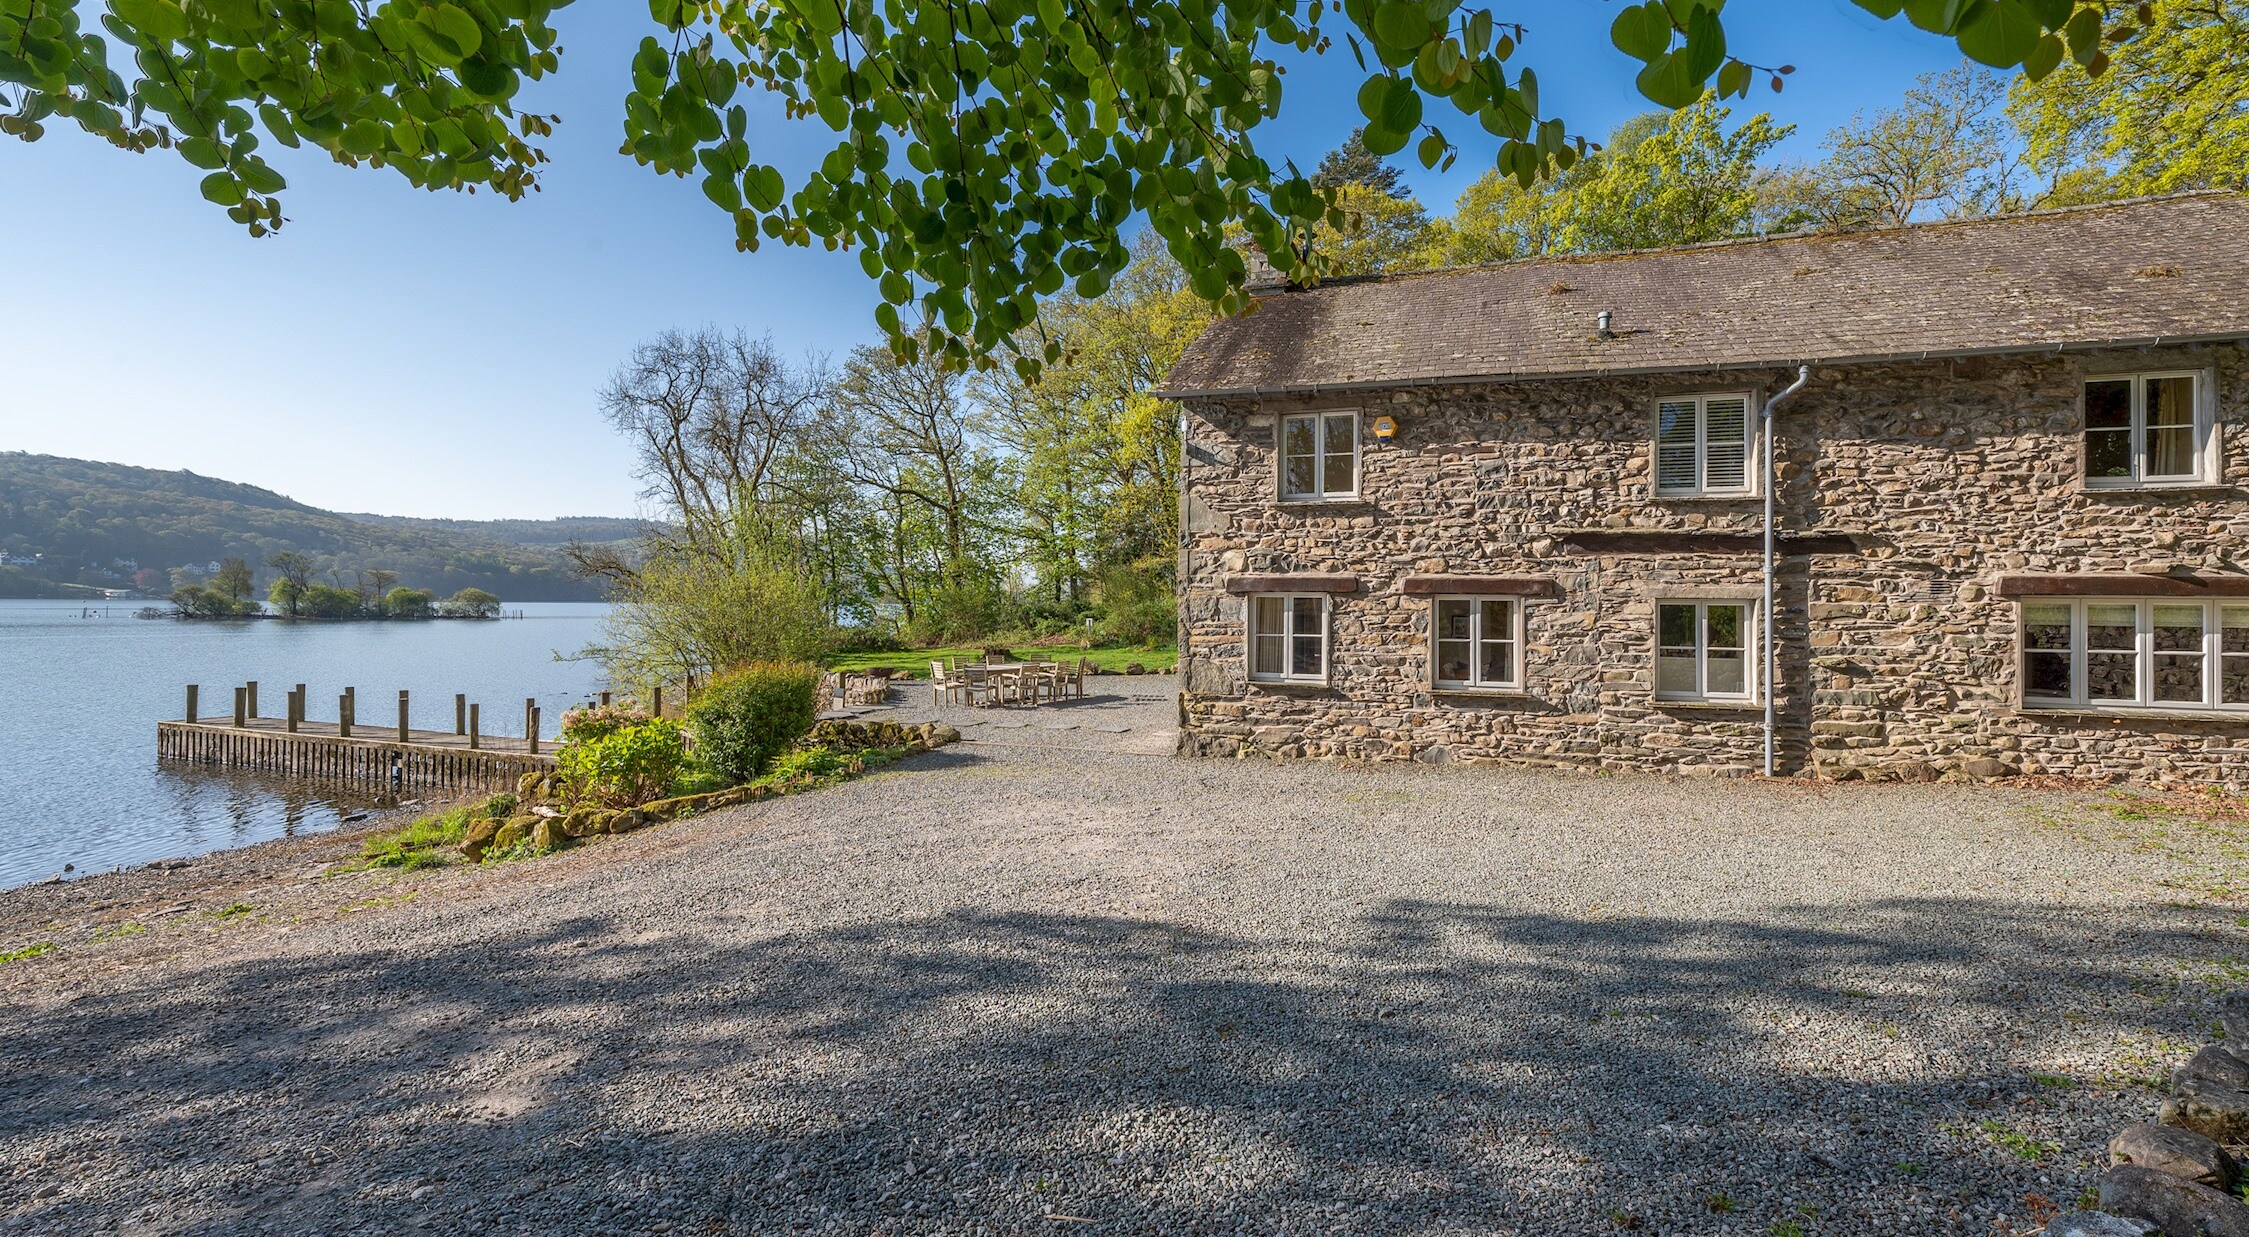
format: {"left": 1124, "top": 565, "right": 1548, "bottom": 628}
{"left": 397, "top": 690, "right": 410, "bottom": 743}
{"left": 468, "top": 703, "right": 481, "bottom": 750}
{"left": 455, "top": 692, "right": 467, "bottom": 735}
{"left": 186, "top": 684, "right": 199, "bottom": 724}
{"left": 247, "top": 680, "right": 259, "bottom": 719}
{"left": 523, "top": 697, "right": 535, "bottom": 746}
{"left": 528, "top": 706, "right": 542, "bottom": 756}
{"left": 344, "top": 686, "right": 356, "bottom": 736}
{"left": 339, "top": 692, "right": 353, "bottom": 739}
{"left": 287, "top": 687, "right": 301, "bottom": 734}
{"left": 233, "top": 686, "right": 247, "bottom": 728}
{"left": 651, "top": 684, "right": 663, "bottom": 717}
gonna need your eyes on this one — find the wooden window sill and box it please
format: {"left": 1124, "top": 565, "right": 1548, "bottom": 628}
{"left": 1654, "top": 699, "right": 1763, "bottom": 713}
{"left": 2076, "top": 483, "right": 2233, "bottom": 497}
{"left": 1430, "top": 687, "right": 1539, "bottom": 700}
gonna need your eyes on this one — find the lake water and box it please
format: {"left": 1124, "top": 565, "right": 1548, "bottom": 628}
{"left": 0, "top": 600, "right": 613, "bottom": 889}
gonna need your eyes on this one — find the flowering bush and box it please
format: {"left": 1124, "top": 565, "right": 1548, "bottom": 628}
{"left": 559, "top": 701, "right": 652, "bottom": 745}
{"left": 557, "top": 717, "right": 687, "bottom": 808}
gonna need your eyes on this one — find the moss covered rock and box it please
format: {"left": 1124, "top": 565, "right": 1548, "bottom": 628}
{"left": 459, "top": 815, "right": 505, "bottom": 861}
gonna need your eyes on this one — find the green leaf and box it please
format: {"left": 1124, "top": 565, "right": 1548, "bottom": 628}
{"left": 1416, "top": 131, "right": 1446, "bottom": 168}
{"left": 1609, "top": 3, "right": 1672, "bottom": 62}
{"left": 430, "top": 4, "right": 483, "bottom": 60}
{"left": 1359, "top": 123, "right": 1408, "bottom": 156}
{"left": 199, "top": 171, "right": 242, "bottom": 205}
{"left": 1956, "top": 0, "right": 2042, "bottom": 66}
{"left": 1901, "top": 0, "right": 1971, "bottom": 33}
{"left": 744, "top": 164, "right": 785, "bottom": 211}
{"left": 1634, "top": 52, "right": 1703, "bottom": 109}
{"left": 1370, "top": 1, "right": 1430, "bottom": 47}
{"left": 1717, "top": 59, "right": 1751, "bottom": 98}
{"left": 2021, "top": 32, "right": 2064, "bottom": 80}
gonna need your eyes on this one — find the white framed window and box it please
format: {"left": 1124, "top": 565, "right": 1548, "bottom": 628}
{"left": 2020, "top": 598, "right": 2249, "bottom": 712}
{"left": 1655, "top": 600, "right": 1755, "bottom": 703}
{"left": 1248, "top": 594, "right": 1329, "bottom": 684}
{"left": 1655, "top": 393, "right": 1754, "bottom": 498}
{"left": 2082, "top": 371, "right": 2215, "bottom": 487}
{"left": 1432, "top": 597, "right": 1521, "bottom": 689}
{"left": 1280, "top": 411, "right": 1359, "bottom": 501}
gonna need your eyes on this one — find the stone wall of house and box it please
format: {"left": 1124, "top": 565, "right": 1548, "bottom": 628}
{"left": 1175, "top": 344, "right": 2249, "bottom": 788}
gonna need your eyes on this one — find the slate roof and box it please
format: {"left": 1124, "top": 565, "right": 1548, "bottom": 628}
{"left": 1157, "top": 193, "right": 2249, "bottom": 398}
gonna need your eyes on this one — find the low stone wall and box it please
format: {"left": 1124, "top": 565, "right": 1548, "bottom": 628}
{"left": 2045, "top": 993, "right": 2249, "bottom": 1235}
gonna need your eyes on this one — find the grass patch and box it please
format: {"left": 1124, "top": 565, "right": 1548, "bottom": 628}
{"left": 208, "top": 902, "right": 254, "bottom": 920}
{"left": 355, "top": 793, "right": 516, "bottom": 871}
{"left": 1, "top": 941, "right": 56, "bottom": 964}
{"left": 1976, "top": 1118, "right": 2061, "bottom": 1162}
{"left": 826, "top": 643, "right": 1175, "bottom": 677}
{"left": 92, "top": 923, "right": 145, "bottom": 942}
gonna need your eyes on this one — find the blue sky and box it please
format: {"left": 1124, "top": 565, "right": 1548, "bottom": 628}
{"left": 0, "top": 2, "right": 1962, "bottom": 520}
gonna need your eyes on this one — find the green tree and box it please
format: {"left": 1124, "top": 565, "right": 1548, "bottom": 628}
{"left": 1311, "top": 129, "right": 1408, "bottom": 197}
{"left": 597, "top": 528, "right": 832, "bottom": 691}
{"left": 1305, "top": 182, "right": 1448, "bottom": 278}
{"left": 2008, "top": 0, "right": 2249, "bottom": 197}
{"left": 300, "top": 584, "right": 364, "bottom": 618}
{"left": 3, "top": 2, "right": 2126, "bottom": 369}
{"left": 209, "top": 556, "right": 253, "bottom": 604}
{"left": 1763, "top": 64, "right": 2029, "bottom": 231}
{"left": 265, "top": 550, "right": 312, "bottom": 617}
{"left": 442, "top": 587, "right": 502, "bottom": 619}
{"left": 383, "top": 586, "right": 435, "bottom": 618}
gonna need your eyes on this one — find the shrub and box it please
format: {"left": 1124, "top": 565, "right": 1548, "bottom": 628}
{"left": 558, "top": 718, "right": 688, "bottom": 808}
{"left": 559, "top": 701, "right": 651, "bottom": 745}
{"left": 360, "top": 794, "right": 513, "bottom": 869}
{"left": 1093, "top": 555, "right": 1177, "bottom": 647}
{"left": 383, "top": 586, "right": 434, "bottom": 618}
{"left": 442, "top": 587, "right": 502, "bottom": 619}
{"left": 685, "top": 661, "right": 823, "bottom": 784}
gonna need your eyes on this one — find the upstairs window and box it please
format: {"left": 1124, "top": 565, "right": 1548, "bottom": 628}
{"left": 1656, "top": 600, "right": 1755, "bottom": 703}
{"left": 2083, "top": 372, "right": 2212, "bottom": 487}
{"left": 2021, "top": 598, "right": 2249, "bottom": 711}
{"left": 1656, "top": 393, "right": 1754, "bottom": 497}
{"left": 1249, "top": 594, "right": 1329, "bottom": 684}
{"left": 1281, "top": 411, "right": 1358, "bottom": 501}
{"left": 1432, "top": 597, "right": 1521, "bottom": 689}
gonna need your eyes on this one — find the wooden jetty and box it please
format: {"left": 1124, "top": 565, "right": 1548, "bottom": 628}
{"left": 158, "top": 683, "right": 556, "bottom": 791}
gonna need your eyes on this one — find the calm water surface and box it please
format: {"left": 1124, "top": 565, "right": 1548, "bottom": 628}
{"left": 0, "top": 600, "right": 612, "bottom": 889}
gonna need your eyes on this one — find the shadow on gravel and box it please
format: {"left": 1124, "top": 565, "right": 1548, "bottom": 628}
{"left": 0, "top": 896, "right": 2231, "bottom": 1233}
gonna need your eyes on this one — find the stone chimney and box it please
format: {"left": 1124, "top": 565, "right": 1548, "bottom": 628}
{"left": 1242, "top": 245, "right": 1289, "bottom": 292}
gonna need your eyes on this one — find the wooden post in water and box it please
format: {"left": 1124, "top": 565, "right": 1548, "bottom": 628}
{"left": 186, "top": 684, "right": 199, "bottom": 724}
{"left": 397, "top": 690, "right": 410, "bottom": 743}
{"left": 286, "top": 687, "right": 300, "bottom": 734}
{"left": 344, "top": 686, "right": 357, "bottom": 736}
{"left": 523, "top": 697, "right": 535, "bottom": 747}
{"left": 247, "top": 680, "right": 259, "bottom": 719}
{"left": 233, "top": 686, "right": 247, "bottom": 727}
{"left": 528, "top": 706, "right": 542, "bottom": 756}
{"left": 339, "top": 692, "right": 353, "bottom": 739}
{"left": 455, "top": 693, "right": 467, "bottom": 735}
{"left": 468, "top": 703, "right": 481, "bottom": 750}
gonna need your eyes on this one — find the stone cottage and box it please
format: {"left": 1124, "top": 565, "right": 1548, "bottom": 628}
{"left": 1157, "top": 192, "right": 2249, "bottom": 788}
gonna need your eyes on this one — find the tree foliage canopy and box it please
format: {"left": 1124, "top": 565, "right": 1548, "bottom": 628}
{"left": 3, "top": 0, "right": 2146, "bottom": 370}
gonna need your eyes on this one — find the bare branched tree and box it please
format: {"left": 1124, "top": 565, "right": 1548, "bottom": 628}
{"left": 1761, "top": 64, "right": 2035, "bottom": 231}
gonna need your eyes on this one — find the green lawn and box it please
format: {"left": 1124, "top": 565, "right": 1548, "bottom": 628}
{"left": 826, "top": 643, "right": 1177, "bottom": 678}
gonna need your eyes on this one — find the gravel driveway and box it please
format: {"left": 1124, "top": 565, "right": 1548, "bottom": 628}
{"left": 4, "top": 679, "right": 2246, "bottom": 1235}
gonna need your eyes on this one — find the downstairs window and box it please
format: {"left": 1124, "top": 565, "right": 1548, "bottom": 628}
{"left": 2022, "top": 598, "right": 2249, "bottom": 711}
{"left": 1249, "top": 594, "right": 1329, "bottom": 684}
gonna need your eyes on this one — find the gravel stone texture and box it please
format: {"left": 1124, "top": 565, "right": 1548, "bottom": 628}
{"left": 3, "top": 678, "right": 2247, "bottom": 1235}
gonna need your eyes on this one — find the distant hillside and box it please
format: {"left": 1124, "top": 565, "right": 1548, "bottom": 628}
{"left": 0, "top": 453, "right": 635, "bottom": 601}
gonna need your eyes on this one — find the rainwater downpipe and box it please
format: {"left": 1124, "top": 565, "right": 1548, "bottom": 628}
{"left": 1762, "top": 365, "right": 1813, "bottom": 778}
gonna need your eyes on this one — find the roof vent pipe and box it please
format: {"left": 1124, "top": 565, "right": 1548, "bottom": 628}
{"left": 1595, "top": 310, "right": 1614, "bottom": 338}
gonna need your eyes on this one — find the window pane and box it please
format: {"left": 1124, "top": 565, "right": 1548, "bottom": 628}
{"left": 1284, "top": 455, "right": 1315, "bottom": 496}
{"left": 1436, "top": 641, "right": 1471, "bottom": 683}
{"left": 1657, "top": 401, "right": 1698, "bottom": 492}
{"left": 1322, "top": 414, "right": 1356, "bottom": 494}
{"left": 1658, "top": 603, "right": 1695, "bottom": 648}
{"left": 2154, "top": 605, "right": 2204, "bottom": 652}
{"left": 1705, "top": 604, "right": 1745, "bottom": 652}
{"left": 2147, "top": 423, "right": 2198, "bottom": 479}
{"left": 2025, "top": 651, "right": 2072, "bottom": 697}
{"left": 2023, "top": 602, "right": 2073, "bottom": 651}
{"left": 1291, "top": 597, "right": 1323, "bottom": 676}
{"left": 1283, "top": 416, "right": 1316, "bottom": 456}
{"left": 2086, "top": 604, "right": 2136, "bottom": 650}
{"left": 1657, "top": 651, "right": 1696, "bottom": 695}
{"left": 1479, "top": 640, "right": 1513, "bottom": 686}
{"left": 2225, "top": 608, "right": 2249, "bottom": 705}
{"left": 2085, "top": 429, "right": 2133, "bottom": 479}
{"left": 1253, "top": 633, "right": 1284, "bottom": 677}
{"left": 1480, "top": 600, "right": 1512, "bottom": 640}
{"left": 2148, "top": 376, "right": 2197, "bottom": 428}
{"left": 2154, "top": 654, "right": 2205, "bottom": 704}
{"left": 2226, "top": 607, "right": 2249, "bottom": 655}
{"left": 1292, "top": 595, "right": 1323, "bottom": 634}
{"left": 1702, "top": 397, "right": 1749, "bottom": 490}
{"left": 2085, "top": 379, "right": 2132, "bottom": 430}
{"left": 1706, "top": 649, "right": 1746, "bottom": 696}
{"left": 1436, "top": 599, "right": 1471, "bottom": 641}
{"left": 1282, "top": 417, "right": 1316, "bottom": 496}
{"left": 1291, "top": 635, "right": 1322, "bottom": 677}
{"left": 2088, "top": 654, "right": 2137, "bottom": 702}
{"left": 1252, "top": 595, "right": 1284, "bottom": 638}
{"left": 2225, "top": 656, "right": 2249, "bottom": 706}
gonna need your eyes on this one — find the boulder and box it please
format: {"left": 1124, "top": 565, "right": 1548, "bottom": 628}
{"left": 1125, "top": 662, "right": 1146, "bottom": 675}
{"left": 1962, "top": 757, "right": 2017, "bottom": 779}
{"left": 531, "top": 817, "right": 565, "bottom": 851}
{"left": 2045, "top": 1214, "right": 2156, "bottom": 1237}
{"left": 490, "top": 818, "right": 532, "bottom": 853}
{"left": 560, "top": 807, "right": 614, "bottom": 839}
{"left": 2161, "top": 1075, "right": 2249, "bottom": 1143}
{"left": 458, "top": 815, "right": 504, "bottom": 861}
{"left": 609, "top": 809, "right": 646, "bottom": 834}
{"left": 2220, "top": 991, "right": 2249, "bottom": 1051}
{"left": 2179, "top": 1045, "right": 2249, "bottom": 1094}
{"left": 2099, "top": 1164, "right": 2249, "bottom": 1236}
{"left": 516, "top": 770, "right": 543, "bottom": 799}
{"left": 2110, "top": 1123, "right": 2238, "bottom": 1191}
{"left": 930, "top": 724, "right": 961, "bottom": 746}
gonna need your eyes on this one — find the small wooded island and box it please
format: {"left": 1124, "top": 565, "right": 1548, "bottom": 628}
{"left": 160, "top": 554, "right": 502, "bottom": 621}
